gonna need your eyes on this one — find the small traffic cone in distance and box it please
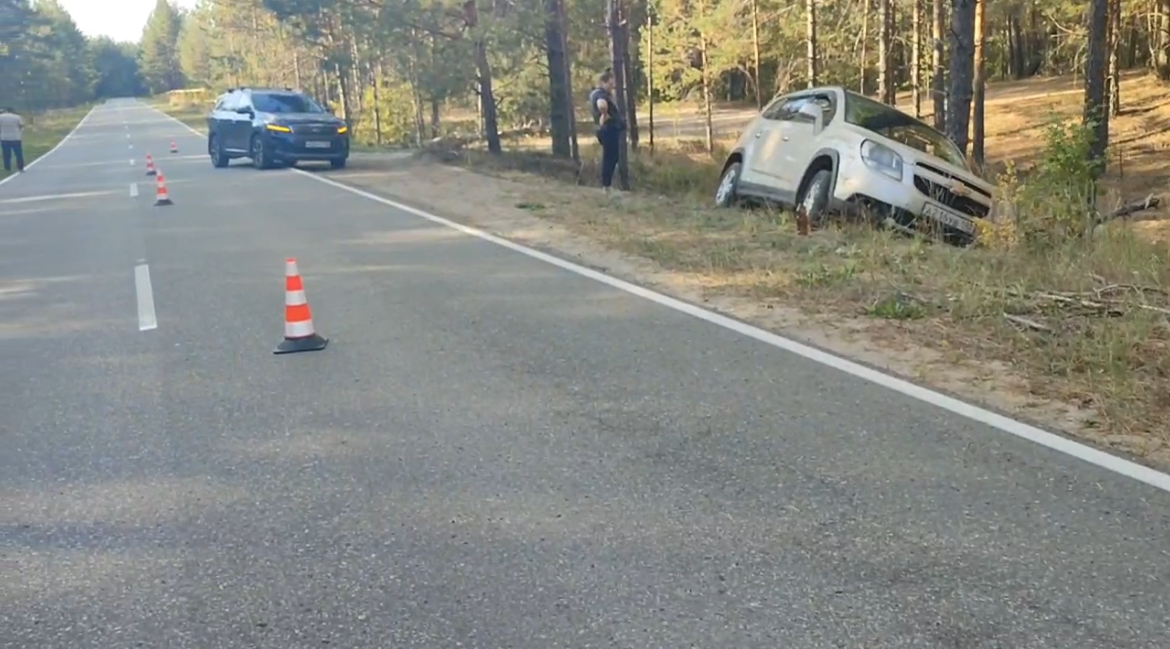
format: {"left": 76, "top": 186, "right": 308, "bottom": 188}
{"left": 154, "top": 173, "right": 173, "bottom": 206}
{"left": 274, "top": 258, "right": 328, "bottom": 355}
{"left": 145, "top": 154, "right": 157, "bottom": 176}
{"left": 170, "top": 139, "right": 178, "bottom": 154}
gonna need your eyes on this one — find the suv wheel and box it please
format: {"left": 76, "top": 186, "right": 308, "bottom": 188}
{"left": 251, "top": 135, "right": 274, "bottom": 170}
{"left": 714, "top": 161, "right": 741, "bottom": 207}
{"left": 209, "top": 135, "right": 228, "bottom": 168}
{"left": 797, "top": 168, "right": 833, "bottom": 227}
{"left": 330, "top": 157, "right": 347, "bottom": 170}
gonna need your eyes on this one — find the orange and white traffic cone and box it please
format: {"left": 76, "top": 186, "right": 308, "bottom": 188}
{"left": 154, "top": 173, "right": 173, "bottom": 206}
{"left": 145, "top": 154, "right": 157, "bottom": 176}
{"left": 274, "top": 258, "right": 328, "bottom": 354}
{"left": 169, "top": 139, "right": 178, "bottom": 154}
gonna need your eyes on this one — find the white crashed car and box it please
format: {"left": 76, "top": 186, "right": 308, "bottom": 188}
{"left": 715, "top": 86, "right": 994, "bottom": 243}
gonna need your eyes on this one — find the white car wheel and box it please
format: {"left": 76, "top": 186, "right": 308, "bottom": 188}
{"left": 715, "top": 162, "right": 741, "bottom": 208}
{"left": 798, "top": 169, "right": 832, "bottom": 227}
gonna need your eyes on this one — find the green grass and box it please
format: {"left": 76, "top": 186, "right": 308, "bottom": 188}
{"left": 0, "top": 105, "right": 92, "bottom": 179}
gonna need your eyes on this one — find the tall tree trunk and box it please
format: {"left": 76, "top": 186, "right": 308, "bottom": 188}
{"left": 1158, "top": 0, "right": 1170, "bottom": 81}
{"left": 912, "top": 0, "right": 922, "bottom": 116}
{"left": 464, "top": 0, "right": 501, "bottom": 154}
{"left": 1008, "top": 10, "right": 1024, "bottom": 78}
{"left": 373, "top": 60, "right": 382, "bottom": 145}
{"left": 860, "top": 0, "right": 869, "bottom": 94}
{"left": 1124, "top": 12, "right": 1139, "bottom": 69}
{"left": 946, "top": 0, "right": 975, "bottom": 154}
{"left": 806, "top": 0, "right": 818, "bottom": 86}
{"left": 1085, "top": 0, "right": 1111, "bottom": 177}
{"left": 544, "top": 0, "right": 572, "bottom": 158}
{"left": 971, "top": 0, "right": 986, "bottom": 166}
{"left": 751, "top": 0, "right": 763, "bottom": 108}
{"left": 606, "top": 0, "right": 631, "bottom": 189}
{"left": 476, "top": 42, "right": 501, "bottom": 154}
{"left": 931, "top": 0, "right": 946, "bottom": 131}
{"left": 698, "top": 0, "right": 714, "bottom": 152}
{"left": 878, "top": 0, "right": 891, "bottom": 103}
{"left": 646, "top": 10, "right": 655, "bottom": 153}
{"left": 1108, "top": 0, "right": 1121, "bottom": 117}
{"left": 623, "top": 24, "right": 640, "bottom": 151}
{"left": 335, "top": 62, "right": 351, "bottom": 124}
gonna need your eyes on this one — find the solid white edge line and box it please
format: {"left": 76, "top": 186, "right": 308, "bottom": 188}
{"left": 153, "top": 102, "right": 1170, "bottom": 495}
{"left": 0, "top": 105, "right": 97, "bottom": 189}
{"left": 134, "top": 263, "right": 158, "bottom": 332}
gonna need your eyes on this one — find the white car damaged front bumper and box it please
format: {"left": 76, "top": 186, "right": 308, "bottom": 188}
{"left": 831, "top": 155, "right": 991, "bottom": 237}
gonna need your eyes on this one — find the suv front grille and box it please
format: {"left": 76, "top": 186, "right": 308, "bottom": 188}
{"left": 913, "top": 163, "right": 991, "bottom": 218}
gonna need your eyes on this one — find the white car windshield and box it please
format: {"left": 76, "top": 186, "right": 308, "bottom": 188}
{"left": 843, "top": 93, "right": 968, "bottom": 170}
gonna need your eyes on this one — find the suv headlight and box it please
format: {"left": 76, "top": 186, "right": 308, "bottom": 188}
{"left": 860, "top": 140, "right": 903, "bottom": 181}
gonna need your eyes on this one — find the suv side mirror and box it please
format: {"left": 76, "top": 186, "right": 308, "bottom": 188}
{"left": 798, "top": 102, "right": 825, "bottom": 135}
{"left": 235, "top": 106, "right": 253, "bottom": 115}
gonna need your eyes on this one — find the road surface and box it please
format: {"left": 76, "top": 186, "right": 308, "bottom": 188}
{"left": 2, "top": 99, "right": 1169, "bottom": 649}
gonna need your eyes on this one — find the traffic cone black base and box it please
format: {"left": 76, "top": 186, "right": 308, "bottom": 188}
{"left": 274, "top": 334, "right": 329, "bottom": 355}
{"left": 146, "top": 169, "right": 157, "bottom": 176}
{"left": 155, "top": 199, "right": 173, "bottom": 206}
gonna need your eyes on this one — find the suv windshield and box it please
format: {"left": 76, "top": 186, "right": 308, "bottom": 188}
{"left": 252, "top": 92, "right": 325, "bottom": 114}
{"left": 843, "top": 93, "right": 968, "bottom": 170}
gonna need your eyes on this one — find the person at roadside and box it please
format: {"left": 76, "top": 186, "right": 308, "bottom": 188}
{"left": 0, "top": 107, "right": 25, "bottom": 174}
{"left": 588, "top": 69, "right": 625, "bottom": 196}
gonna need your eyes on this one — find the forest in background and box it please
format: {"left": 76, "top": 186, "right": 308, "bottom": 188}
{"left": 0, "top": 0, "right": 1160, "bottom": 181}
{"left": 0, "top": 0, "right": 144, "bottom": 109}
{"left": 145, "top": 0, "right": 1137, "bottom": 173}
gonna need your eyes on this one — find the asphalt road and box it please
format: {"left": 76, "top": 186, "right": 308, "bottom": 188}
{"left": 2, "top": 99, "right": 1169, "bottom": 649}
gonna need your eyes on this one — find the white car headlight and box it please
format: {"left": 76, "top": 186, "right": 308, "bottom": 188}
{"left": 860, "top": 140, "right": 904, "bottom": 181}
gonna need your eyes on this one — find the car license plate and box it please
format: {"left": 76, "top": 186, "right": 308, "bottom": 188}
{"left": 921, "top": 202, "right": 975, "bottom": 234}
{"left": 305, "top": 141, "right": 331, "bottom": 149}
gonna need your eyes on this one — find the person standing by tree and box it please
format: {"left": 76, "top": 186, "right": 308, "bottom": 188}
{"left": 0, "top": 108, "right": 26, "bottom": 174}
{"left": 589, "top": 69, "right": 625, "bottom": 196}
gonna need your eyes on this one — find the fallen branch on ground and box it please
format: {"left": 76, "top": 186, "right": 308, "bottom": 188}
{"left": 1004, "top": 313, "right": 1052, "bottom": 333}
{"left": 1101, "top": 194, "right": 1161, "bottom": 222}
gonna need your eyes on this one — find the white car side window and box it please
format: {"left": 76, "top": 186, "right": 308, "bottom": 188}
{"left": 761, "top": 97, "right": 788, "bottom": 121}
{"left": 779, "top": 97, "right": 809, "bottom": 121}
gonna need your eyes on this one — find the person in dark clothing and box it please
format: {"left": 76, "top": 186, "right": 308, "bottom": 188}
{"left": 588, "top": 69, "right": 624, "bottom": 195}
{"left": 0, "top": 107, "right": 25, "bottom": 174}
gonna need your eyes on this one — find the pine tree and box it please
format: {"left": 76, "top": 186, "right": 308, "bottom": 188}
{"left": 139, "top": 0, "right": 185, "bottom": 94}
{"left": 92, "top": 38, "right": 144, "bottom": 98}
{"left": 34, "top": 0, "right": 96, "bottom": 106}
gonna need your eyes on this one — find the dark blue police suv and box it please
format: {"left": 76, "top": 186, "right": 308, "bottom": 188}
{"left": 206, "top": 87, "right": 350, "bottom": 170}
